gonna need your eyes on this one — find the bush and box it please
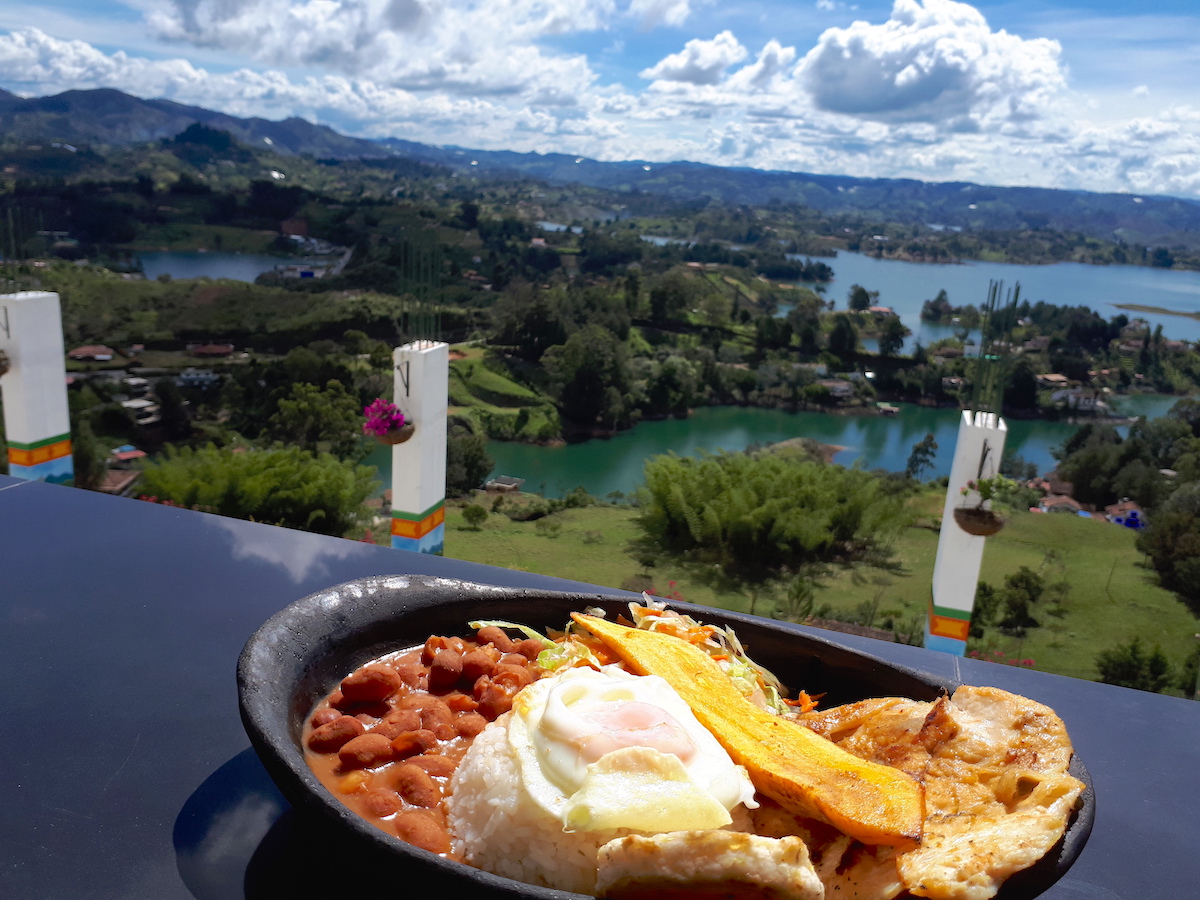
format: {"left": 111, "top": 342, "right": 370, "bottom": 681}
{"left": 1137, "top": 483, "right": 1200, "bottom": 610}
{"left": 505, "top": 497, "right": 552, "bottom": 521}
{"left": 1095, "top": 637, "right": 1173, "bottom": 693}
{"left": 461, "top": 503, "right": 488, "bottom": 530}
{"left": 137, "top": 443, "right": 377, "bottom": 536}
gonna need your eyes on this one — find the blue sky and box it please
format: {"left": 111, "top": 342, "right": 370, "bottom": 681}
{"left": 3, "top": 0, "right": 1200, "bottom": 199}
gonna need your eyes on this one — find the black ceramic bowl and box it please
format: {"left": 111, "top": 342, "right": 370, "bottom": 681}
{"left": 238, "top": 575, "right": 1093, "bottom": 899}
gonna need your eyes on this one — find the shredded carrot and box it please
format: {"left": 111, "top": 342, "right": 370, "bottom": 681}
{"left": 785, "top": 690, "right": 823, "bottom": 714}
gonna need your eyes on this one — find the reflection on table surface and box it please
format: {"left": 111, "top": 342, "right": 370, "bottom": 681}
{"left": 1, "top": 474, "right": 1198, "bottom": 899}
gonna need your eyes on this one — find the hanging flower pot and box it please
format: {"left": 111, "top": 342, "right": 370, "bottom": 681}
{"left": 362, "top": 398, "right": 412, "bottom": 445}
{"left": 375, "top": 422, "right": 415, "bottom": 445}
{"left": 953, "top": 506, "right": 1005, "bottom": 536}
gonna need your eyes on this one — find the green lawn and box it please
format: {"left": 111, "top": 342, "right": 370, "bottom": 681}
{"left": 441, "top": 496, "right": 1200, "bottom": 687}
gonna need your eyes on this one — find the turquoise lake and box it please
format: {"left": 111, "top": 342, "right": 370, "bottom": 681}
{"left": 141, "top": 250, "right": 1197, "bottom": 499}
{"left": 363, "top": 394, "right": 1187, "bottom": 499}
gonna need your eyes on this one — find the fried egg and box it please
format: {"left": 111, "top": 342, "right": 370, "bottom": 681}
{"left": 508, "top": 665, "right": 757, "bottom": 833}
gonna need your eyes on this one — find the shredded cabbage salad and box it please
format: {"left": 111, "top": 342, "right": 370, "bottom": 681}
{"left": 470, "top": 595, "right": 817, "bottom": 716}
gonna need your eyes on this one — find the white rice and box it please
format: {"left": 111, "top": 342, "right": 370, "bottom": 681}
{"left": 446, "top": 714, "right": 640, "bottom": 894}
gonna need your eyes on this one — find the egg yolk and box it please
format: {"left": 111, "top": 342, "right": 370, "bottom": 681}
{"left": 572, "top": 700, "right": 698, "bottom": 764}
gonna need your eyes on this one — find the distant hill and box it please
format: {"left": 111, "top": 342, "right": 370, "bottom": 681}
{"left": 0, "top": 88, "right": 385, "bottom": 159}
{"left": 375, "top": 140, "right": 1200, "bottom": 248}
{"left": 4, "top": 87, "right": 1200, "bottom": 247}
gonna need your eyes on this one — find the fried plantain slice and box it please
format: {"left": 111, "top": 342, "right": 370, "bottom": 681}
{"left": 573, "top": 613, "right": 925, "bottom": 848}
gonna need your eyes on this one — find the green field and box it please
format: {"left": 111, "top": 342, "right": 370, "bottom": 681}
{"left": 441, "top": 496, "right": 1199, "bottom": 687}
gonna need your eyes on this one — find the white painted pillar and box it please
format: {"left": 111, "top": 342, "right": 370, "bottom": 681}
{"left": 390, "top": 340, "right": 448, "bottom": 554}
{"left": 0, "top": 292, "right": 73, "bottom": 484}
{"left": 927, "top": 410, "right": 1008, "bottom": 655}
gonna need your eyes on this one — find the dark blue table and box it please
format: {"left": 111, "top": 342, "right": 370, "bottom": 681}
{"left": 1, "top": 474, "right": 1196, "bottom": 898}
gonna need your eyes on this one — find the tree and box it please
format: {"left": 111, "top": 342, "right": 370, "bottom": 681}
{"left": 70, "top": 419, "right": 108, "bottom": 491}
{"left": 997, "top": 565, "right": 1043, "bottom": 631}
{"left": 446, "top": 423, "right": 494, "bottom": 496}
{"left": 138, "top": 444, "right": 377, "bottom": 536}
{"left": 1095, "top": 637, "right": 1173, "bottom": 693}
{"left": 635, "top": 450, "right": 907, "bottom": 613}
{"left": 649, "top": 270, "right": 699, "bottom": 324}
{"left": 264, "top": 379, "right": 364, "bottom": 459}
{"left": 542, "top": 325, "right": 632, "bottom": 427}
{"left": 877, "top": 316, "right": 907, "bottom": 357}
{"left": 490, "top": 282, "right": 570, "bottom": 362}
{"left": 828, "top": 315, "right": 858, "bottom": 358}
{"left": 1137, "top": 482, "right": 1200, "bottom": 610}
{"left": 969, "top": 582, "right": 1000, "bottom": 637}
{"left": 461, "top": 503, "right": 488, "bottom": 530}
{"left": 1004, "top": 358, "right": 1039, "bottom": 409}
{"left": 1000, "top": 452, "right": 1038, "bottom": 481}
{"left": 905, "top": 433, "right": 938, "bottom": 480}
{"left": 847, "top": 284, "right": 878, "bottom": 312}
{"left": 154, "top": 376, "right": 191, "bottom": 441}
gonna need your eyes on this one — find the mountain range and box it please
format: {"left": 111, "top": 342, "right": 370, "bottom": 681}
{"left": 3, "top": 87, "right": 1199, "bottom": 248}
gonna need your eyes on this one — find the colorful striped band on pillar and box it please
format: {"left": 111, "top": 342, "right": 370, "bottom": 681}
{"left": 925, "top": 596, "right": 970, "bottom": 656}
{"left": 6, "top": 432, "right": 74, "bottom": 484}
{"left": 391, "top": 500, "right": 445, "bottom": 555}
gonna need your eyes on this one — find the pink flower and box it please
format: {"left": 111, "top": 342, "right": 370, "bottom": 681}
{"left": 362, "top": 398, "right": 406, "bottom": 436}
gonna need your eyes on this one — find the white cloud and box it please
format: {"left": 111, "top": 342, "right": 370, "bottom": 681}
{"left": 3, "top": 1, "right": 1200, "bottom": 201}
{"left": 640, "top": 30, "right": 747, "bottom": 85}
{"left": 799, "top": 0, "right": 1065, "bottom": 127}
{"left": 131, "top": 0, "right": 614, "bottom": 97}
{"left": 724, "top": 39, "right": 797, "bottom": 92}
{"left": 0, "top": 28, "right": 621, "bottom": 146}
{"left": 628, "top": 0, "right": 696, "bottom": 28}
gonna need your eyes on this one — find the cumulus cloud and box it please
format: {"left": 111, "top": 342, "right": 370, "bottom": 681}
{"left": 628, "top": 0, "right": 697, "bottom": 28}
{"left": 724, "top": 39, "right": 797, "bottom": 92}
{"left": 0, "top": 28, "right": 621, "bottom": 146}
{"left": 640, "top": 31, "right": 747, "bottom": 85}
{"left": 131, "top": 0, "right": 614, "bottom": 96}
{"left": 3, "top": 1, "right": 1200, "bottom": 201}
{"left": 799, "top": 0, "right": 1065, "bottom": 126}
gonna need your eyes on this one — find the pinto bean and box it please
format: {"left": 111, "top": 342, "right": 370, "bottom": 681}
{"left": 419, "top": 698, "right": 453, "bottom": 732}
{"left": 492, "top": 663, "right": 534, "bottom": 691}
{"left": 310, "top": 708, "right": 342, "bottom": 728}
{"left": 514, "top": 638, "right": 545, "bottom": 661}
{"left": 379, "top": 708, "right": 421, "bottom": 734}
{"left": 445, "top": 692, "right": 478, "bottom": 713}
{"left": 396, "top": 693, "right": 441, "bottom": 711}
{"left": 410, "top": 755, "right": 457, "bottom": 778}
{"left": 394, "top": 662, "right": 426, "bottom": 689}
{"left": 362, "top": 788, "right": 404, "bottom": 818}
{"left": 340, "top": 664, "right": 402, "bottom": 704}
{"left": 307, "top": 715, "right": 365, "bottom": 753}
{"left": 394, "top": 811, "right": 451, "bottom": 855}
{"left": 337, "top": 733, "right": 395, "bottom": 770}
{"left": 428, "top": 649, "right": 463, "bottom": 692}
{"left": 390, "top": 729, "right": 439, "bottom": 759}
{"left": 475, "top": 626, "right": 515, "bottom": 654}
{"left": 455, "top": 712, "right": 488, "bottom": 739}
{"left": 392, "top": 763, "right": 441, "bottom": 808}
{"left": 476, "top": 680, "right": 514, "bottom": 720}
{"left": 461, "top": 648, "right": 499, "bottom": 683}
{"left": 421, "top": 635, "right": 464, "bottom": 664}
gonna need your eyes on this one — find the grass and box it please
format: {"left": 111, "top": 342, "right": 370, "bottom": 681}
{"left": 441, "top": 493, "right": 1200, "bottom": 687}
